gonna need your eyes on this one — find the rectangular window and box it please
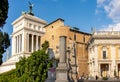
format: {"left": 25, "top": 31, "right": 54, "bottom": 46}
{"left": 103, "top": 51, "right": 106, "bottom": 59}
{"left": 74, "top": 33, "right": 76, "bottom": 41}
{"left": 38, "top": 26, "right": 41, "bottom": 30}
{"left": 83, "top": 35, "right": 85, "bottom": 42}
{"left": 34, "top": 25, "right": 36, "bottom": 30}
{"left": 29, "top": 23, "right": 32, "bottom": 28}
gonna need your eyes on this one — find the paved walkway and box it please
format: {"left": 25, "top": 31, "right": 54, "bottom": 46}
{"left": 78, "top": 80, "right": 120, "bottom": 82}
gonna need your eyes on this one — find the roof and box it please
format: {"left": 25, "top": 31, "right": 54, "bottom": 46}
{"left": 44, "top": 18, "right": 64, "bottom": 28}
{"left": 70, "top": 28, "right": 91, "bottom": 35}
{"left": 12, "top": 13, "right": 47, "bottom": 25}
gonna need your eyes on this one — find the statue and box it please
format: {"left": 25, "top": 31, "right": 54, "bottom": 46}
{"left": 21, "top": 1, "right": 34, "bottom": 16}
{"left": 28, "top": 1, "right": 34, "bottom": 16}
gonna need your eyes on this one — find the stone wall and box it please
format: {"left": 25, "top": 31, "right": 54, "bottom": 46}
{"left": 41, "top": 18, "right": 91, "bottom": 77}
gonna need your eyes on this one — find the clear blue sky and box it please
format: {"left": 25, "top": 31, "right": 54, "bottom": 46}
{"left": 3, "top": 0, "right": 119, "bottom": 61}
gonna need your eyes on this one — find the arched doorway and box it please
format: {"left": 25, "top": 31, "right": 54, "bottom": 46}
{"left": 101, "top": 64, "right": 109, "bottom": 77}
{"left": 118, "top": 64, "right": 120, "bottom": 77}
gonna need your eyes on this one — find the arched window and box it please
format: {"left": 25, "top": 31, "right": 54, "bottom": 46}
{"left": 102, "top": 46, "right": 107, "bottom": 59}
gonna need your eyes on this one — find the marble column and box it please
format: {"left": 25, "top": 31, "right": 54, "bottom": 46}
{"left": 32, "top": 34, "right": 34, "bottom": 52}
{"left": 111, "top": 45, "right": 116, "bottom": 77}
{"left": 15, "top": 36, "right": 17, "bottom": 54}
{"left": 116, "top": 64, "right": 118, "bottom": 76}
{"left": 15, "top": 36, "right": 17, "bottom": 53}
{"left": 19, "top": 35, "right": 21, "bottom": 53}
{"left": 36, "top": 35, "right": 38, "bottom": 51}
{"left": 38, "top": 36, "right": 40, "bottom": 50}
{"left": 20, "top": 34, "right": 22, "bottom": 52}
{"left": 12, "top": 36, "right": 15, "bottom": 56}
{"left": 22, "top": 32, "right": 26, "bottom": 53}
{"left": 55, "top": 36, "right": 68, "bottom": 82}
{"left": 17, "top": 35, "right": 19, "bottom": 53}
{"left": 108, "top": 64, "right": 110, "bottom": 76}
{"left": 16, "top": 36, "right": 17, "bottom": 53}
{"left": 27, "top": 34, "right": 29, "bottom": 52}
{"left": 18, "top": 35, "right": 20, "bottom": 53}
{"left": 59, "top": 36, "right": 66, "bottom": 63}
{"left": 94, "top": 45, "right": 98, "bottom": 76}
{"left": 98, "top": 63, "right": 101, "bottom": 77}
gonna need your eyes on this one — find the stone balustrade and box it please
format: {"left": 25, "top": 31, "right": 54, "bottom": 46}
{"left": 94, "top": 31, "right": 120, "bottom": 36}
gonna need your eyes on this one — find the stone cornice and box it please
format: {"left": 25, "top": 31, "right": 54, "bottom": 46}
{"left": 98, "top": 59, "right": 112, "bottom": 63}
{"left": 116, "top": 59, "right": 120, "bottom": 63}
{"left": 11, "top": 27, "right": 45, "bottom": 36}
{"left": 93, "top": 35, "right": 120, "bottom": 39}
{"left": 92, "top": 31, "right": 120, "bottom": 39}
{"left": 12, "top": 14, "right": 47, "bottom": 25}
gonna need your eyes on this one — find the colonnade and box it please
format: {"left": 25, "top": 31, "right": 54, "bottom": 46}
{"left": 14, "top": 33, "right": 41, "bottom": 54}
{"left": 27, "top": 34, "right": 40, "bottom": 52}
{"left": 15, "top": 34, "right": 22, "bottom": 53}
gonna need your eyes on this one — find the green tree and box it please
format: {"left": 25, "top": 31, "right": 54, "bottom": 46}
{"left": 42, "top": 40, "right": 49, "bottom": 50}
{"left": 0, "top": 31, "right": 10, "bottom": 65}
{"left": 0, "top": 0, "right": 9, "bottom": 28}
{"left": 15, "top": 41, "right": 52, "bottom": 82}
{"left": 0, "top": 0, "right": 10, "bottom": 65}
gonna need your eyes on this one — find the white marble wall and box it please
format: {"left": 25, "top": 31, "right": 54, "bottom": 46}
{"left": 0, "top": 14, "right": 47, "bottom": 74}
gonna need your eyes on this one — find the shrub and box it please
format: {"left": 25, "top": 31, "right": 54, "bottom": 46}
{"left": 102, "top": 77, "right": 108, "bottom": 80}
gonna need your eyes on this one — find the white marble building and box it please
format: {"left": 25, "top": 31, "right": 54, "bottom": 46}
{"left": 88, "top": 31, "right": 120, "bottom": 78}
{"left": 0, "top": 13, "right": 47, "bottom": 73}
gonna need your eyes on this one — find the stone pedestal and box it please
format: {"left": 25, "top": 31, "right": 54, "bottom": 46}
{"left": 46, "top": 67, "right": 56, "bottom": 82}
{"left": 55, "top": 63, "right": 68, "bottom": 82}
{"left": 55, "top": 36, "right": 68, "bottom": 82}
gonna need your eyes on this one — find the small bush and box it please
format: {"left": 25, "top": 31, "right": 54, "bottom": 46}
{"left": 102, "top": 77, "right": 108, "bottom": 80}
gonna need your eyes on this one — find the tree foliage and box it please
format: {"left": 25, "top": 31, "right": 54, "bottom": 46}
{"left": 16, "top": 41, "right": 52, "bottom": 82}
{"left": 0, "top": 41, "right": 52, "bottom": 82}
{"left": 0, "top": 0, "right": 9, "bottom": 27}
{"left": 0, "top": 31, "right": 10, "bottom": 65}
{"left": 0, "top": 0, "right": 10, "bottom": 65}
{"left": 0, "top": 69, "right": 16, "bottom": 82}
{"left": 42, "top": 40, "right": 49, "bottom": 50}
